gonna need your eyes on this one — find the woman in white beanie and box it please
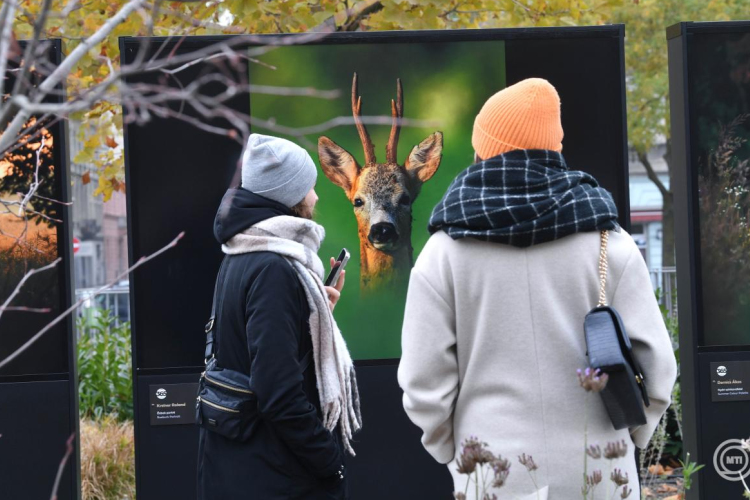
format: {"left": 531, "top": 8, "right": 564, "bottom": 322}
{"left": 198, "top": 134, "right": 361, "bottom": 500}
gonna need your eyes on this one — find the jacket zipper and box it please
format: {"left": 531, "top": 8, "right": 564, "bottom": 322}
{"left": 204, "top": 374, "right": 254, "bottom": 395}
{"left": 197, "top": 396, "right": 240, "bottom": 414}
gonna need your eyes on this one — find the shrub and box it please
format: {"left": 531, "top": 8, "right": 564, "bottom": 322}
{"left": 77, "top": 309, "right": 133, "bottom": 421}
{"left": 80, "top": 416, "right": 135, "bottom": 500}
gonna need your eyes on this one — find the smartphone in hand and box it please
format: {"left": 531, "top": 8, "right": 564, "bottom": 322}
{"left": 325, "top": 248, "right": 350, "bottom": 287}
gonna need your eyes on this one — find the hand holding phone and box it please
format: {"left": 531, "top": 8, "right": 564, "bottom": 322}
{"left": 325, "top": 248, "right": 350, "bottom": 288}
{"left": 325, "top": 249, "right": 349, "bottom": 312}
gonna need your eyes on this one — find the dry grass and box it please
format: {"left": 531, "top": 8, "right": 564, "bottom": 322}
{"left": 80, "top": 417, "right": 135, "bottom": 500}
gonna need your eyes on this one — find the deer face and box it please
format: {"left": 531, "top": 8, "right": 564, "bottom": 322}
{"left": 319, "top": 134, "right": 442, "bottom": 252}
{"left": 354, "top": 163, "right": 414, "bottom": 252}
{"left": 318, "top": 74, "right": 442, "bottom": 254}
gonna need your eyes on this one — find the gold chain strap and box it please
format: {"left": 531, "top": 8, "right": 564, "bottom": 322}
{"left": 597, "top": 230, "right": 609, "bottom": 307}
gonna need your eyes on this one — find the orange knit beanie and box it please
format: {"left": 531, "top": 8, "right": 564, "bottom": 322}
{"left": 472, "top": 78, "right": 564, "bottom": 160}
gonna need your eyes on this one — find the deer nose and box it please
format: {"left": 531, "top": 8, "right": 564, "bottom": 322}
{"left": 369, "top": 223, "right": 399, "bottom": 244}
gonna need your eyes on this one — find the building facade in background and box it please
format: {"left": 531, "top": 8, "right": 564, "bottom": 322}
{"left": 629, "top": 142, "right": 669, "bottom": 270}
{"left": 68, "top": 120, "right": 128, "bottom": 290}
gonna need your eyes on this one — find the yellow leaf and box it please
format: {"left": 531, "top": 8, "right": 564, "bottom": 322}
{"left": 74, "top": 149, "right": 93, "bottom": 164}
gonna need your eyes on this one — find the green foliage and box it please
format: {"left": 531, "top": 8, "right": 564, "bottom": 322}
{"left": 660, "top": 288, "right": 684, "bottom": 458}
{"left": 698, "top": 115, "right": 750, "bottom": 345}
{"left": 640, "top": 289, "right": 683, "bottom": 490}
{"left": 77, "top": 309, "right": 133, "bottom": 421}
{"left": 679, "top": 452, "right": 705, "bottom": 492}
{"left": 612, "top": 0, "right": 748, "bottom": 155}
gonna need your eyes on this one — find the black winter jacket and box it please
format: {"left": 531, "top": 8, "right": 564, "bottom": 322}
{"left": 197, "top": 188, "right": 347, "bottom": 499}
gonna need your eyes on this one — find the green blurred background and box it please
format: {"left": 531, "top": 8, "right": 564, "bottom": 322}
{"left": 249, "top": 41, "right": 506, "bottom": 360}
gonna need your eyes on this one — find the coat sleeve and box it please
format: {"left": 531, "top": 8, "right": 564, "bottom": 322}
{"left": 610, "top": 242, "right": 678, "bottom": 449}
{"left": 398, "top": 265, "right": 459, "bottom": 464}
{"left": 245, "top": 260, "right": 342, "bottom": 479}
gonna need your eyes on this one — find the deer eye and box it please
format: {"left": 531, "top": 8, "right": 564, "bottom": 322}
{"left": 399, "top": 194, "right": 411, "bottom": 206}
{"left": 353, "top": 198, "right": 364, "bottom": 208}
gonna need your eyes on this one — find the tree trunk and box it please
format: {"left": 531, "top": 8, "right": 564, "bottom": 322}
{"left": 661, "top": 191, "right": 675, "bottom": 267}
{"left": 637, "top": 144, "right": 675, "bottom": 268}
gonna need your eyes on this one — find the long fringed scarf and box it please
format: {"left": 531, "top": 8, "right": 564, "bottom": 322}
{"left": 428, "top": 149, "right": 619, "bottom": 247}
{"left": 222, "top": 215, "right": 362, "bottom": 455}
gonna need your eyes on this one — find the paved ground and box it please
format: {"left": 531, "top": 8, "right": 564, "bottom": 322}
{"left": 641, "top": 467, "right": 683, "bottom": 500}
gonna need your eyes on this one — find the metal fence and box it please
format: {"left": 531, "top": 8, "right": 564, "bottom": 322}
{"left": 649, "top": 267, "right": 678, "bottom": 319}
{"left": 74, "top": 287, "right": 130, "bottom": 333}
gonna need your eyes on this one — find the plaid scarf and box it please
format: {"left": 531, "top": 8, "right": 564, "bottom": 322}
{"left": 428, "top": 150, "right": 619, "bottom": 247}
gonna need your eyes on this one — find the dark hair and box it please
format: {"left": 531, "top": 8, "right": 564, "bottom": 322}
{"left": 289, "top": 198, "right": 309, "bottom": 219}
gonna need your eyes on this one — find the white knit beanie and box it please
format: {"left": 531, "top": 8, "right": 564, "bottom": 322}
{"left": 241, "top": 134, "right": 318, "bottom": 208}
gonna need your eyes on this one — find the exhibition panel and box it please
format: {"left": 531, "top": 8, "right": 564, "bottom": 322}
{"left": 0, "top": 39, "right": 79, "bottom": 500}
{"left": 668, "top": 21, "right": 750, "bottom": 500}
{"left": 122, "top": 26, "right": 628, "bottom": 499}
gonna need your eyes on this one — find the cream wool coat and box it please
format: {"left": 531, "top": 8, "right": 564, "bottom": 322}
{"left": 398, "top": 229, "right": 677, "bottom": 500}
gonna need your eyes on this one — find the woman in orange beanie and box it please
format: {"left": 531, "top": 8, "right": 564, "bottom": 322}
{"left": 398, "top": 78, "right": 677, "bottom": 499}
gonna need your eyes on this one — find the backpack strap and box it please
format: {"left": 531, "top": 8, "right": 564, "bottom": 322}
{"left": 204, "top": 256, "right": 228, "bottom": 363}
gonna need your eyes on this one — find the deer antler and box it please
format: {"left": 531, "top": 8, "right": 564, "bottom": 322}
{"left": 352, "top": 73, "right": 376, "bottom": 165}
{"left": 386, "top": 78, "right": 403, "bottom": 164}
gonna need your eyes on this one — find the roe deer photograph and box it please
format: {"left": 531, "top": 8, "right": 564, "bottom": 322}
{"left": 318, "top": 73, "right": 443, "bottom": 292}
{"left": 247, "top": 40, "right": 508, "bottom": 361}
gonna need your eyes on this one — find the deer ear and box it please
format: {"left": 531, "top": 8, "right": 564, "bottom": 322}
{"left": 405, "top": 132, "right": 443, "bottom": 185}
{"left": 318, "top": 136, "right": 360, "bottom": 194}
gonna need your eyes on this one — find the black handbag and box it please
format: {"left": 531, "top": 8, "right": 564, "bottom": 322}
{"left": 584, "top": 230, "right": 651, "bottom": 430}
{"left": 196, "top": 256, "right": 312, "bottom": 441}
{"left": 195, "top": 256, "right": 258, "bottom": 441}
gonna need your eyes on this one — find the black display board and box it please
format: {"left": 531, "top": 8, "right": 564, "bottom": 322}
{"left": 122, "top": 26, "right": 629, "bottom": 500}
{"left": 668, "top": 21, "right": 750, "bottom": 499}
{"left": 0, "top": 39, "right": 79, "bottom": 500}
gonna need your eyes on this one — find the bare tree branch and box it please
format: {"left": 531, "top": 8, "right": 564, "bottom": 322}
{"left": 10, "top": 79, "right": 341, "bottom": 115}
{"left": 8, "top": 0, "right": 54, "bottom": 105}
{"left": 27, "top": 192, "right": 73, "bottom": 206}
{"left": 2, "top": 306, "right": 52, "bottom": 313}
{"left": 151, "top": 1, "right": 247, "bottom": 33}
{"left": 0, "top": 231, "right": 184, "bottom": 371}
{"left": 0, "top": 0, "right": 148, "bottom": 153}
{"left": 17, "top": 134, "right": 45, "bottom": 216}
{"left": 0, "top": 1, "right": 18, "bottom": 101}
{"left": 313, "top": 0, "right": 383, "bottom": 32}
{"left": 61, "top": 0, "right": 81, "bottom": 17}
{"left": 0, "top": 2, "right": 416, "bottom": 387}
{"left": 0, "top": 257, "right": 61, "bottom": 323}
{"left": 49, "top": 433, "right": 75, "bottom": 500}
{"left": 250, "top": 114, "right": 441, "bottom": 139}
